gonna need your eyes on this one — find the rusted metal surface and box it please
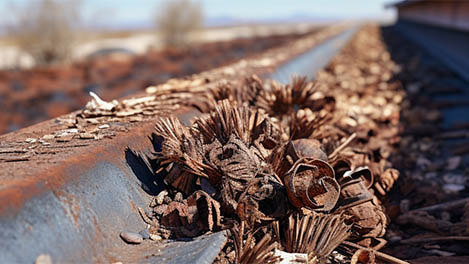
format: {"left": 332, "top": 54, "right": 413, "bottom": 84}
{"left": 143, "top": 231, "right": 228, "bottom": 263}
{"left": 0, "top": 107, "right": 200, "bottom": 263}
{"left": 0, "top": 24, "right": 356, "bottom": 263}
{"left": 267, "top": 25, "right": 358, "bottom": 83}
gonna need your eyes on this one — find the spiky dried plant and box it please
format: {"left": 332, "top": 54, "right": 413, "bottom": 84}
{"left": 195, "top": 100, "right": 258, "bottom": 144}
{"left": 208, "top": 75, "right": 265, "bottom": 108}
{"left": 288, "top": 108, "right": 332, "bottom": 140}
{"left": 194, "top": 99, "right": 280, "bottom": 158}
{"left": 283, "top": 210, "right": 350, "bottom": 263}
{"left": 272, "top": 80, "right": 335, "bottom": 140}
{"left": 260, "top": 76, "right": 333, "bottom": 115}
{"left": 153, "top": 116, "right": 213, "bottom": 194}
{"left": 232, "top": 222, "right": 281, "bottom": 264}
{"left": 193, "top": 101, "right": 288, "bottom": 223}
{"left": 202, "top": 75, "right": 336, "bottom": 141}
{"left": 152, "top": 100, "right": 289, "bottom": 223}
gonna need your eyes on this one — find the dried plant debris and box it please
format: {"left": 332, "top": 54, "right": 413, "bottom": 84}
{"left": 202, "top": 76, "right": 335, "bottom": 141}
{"left": 80, "top": 91, "right": 182, "bottom": 120}
{"left": 283, "top": 211, "right": 350, "bottom": 263}
{"left": 284, "top": 158, "right": 340, "bottom": 211}
{"left": 152, "top": 101, "right": 290, "bottom": 228}
{"left": 231, "top": 222, "right": 281, "bottom": 264}
{"left": 120, "top": 25, "right": 421, "bottom": 263}
{"left": 132, "top": 65, "right": 407, "bottom": 262}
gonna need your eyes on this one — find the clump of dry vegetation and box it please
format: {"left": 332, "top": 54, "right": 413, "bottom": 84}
{"left": 132, "top": 76, "right": 405, "bottom": 263}
{"left": 155, "top": 0, "right": 203, "bottom": 48}
{"left": 6, "top": 0, "right": 81, "bottom": 65}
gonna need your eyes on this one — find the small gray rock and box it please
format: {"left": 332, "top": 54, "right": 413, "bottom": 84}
{"left": 399, "top": 199, "right": 410, "bottom": 213}
{"left": 149, "top": 234, "right": 162, "bottom": 241}
{"left": 446, "top": 156, "right": 461, "bottom": 170}
{"left": 120, "top": 232, "right": 143, "bottom": 244}
{"left": 139, "top": 229, "right": 150, "bottom": 240}
{"left": 35, "top": 254, "right": 52, "bottom": 264}
{"left": 443, "top": 183, "right": 465, "bottom": 194}
{"left": 443, "top": 173, "right": 465, "bottom": 185}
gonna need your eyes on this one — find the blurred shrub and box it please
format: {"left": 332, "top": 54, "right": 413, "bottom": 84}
{"left": 155, "top": 0, "right": 204, "bottom": 48}
{"left": 7, "top": 0, "right": 81, "bottom": 65}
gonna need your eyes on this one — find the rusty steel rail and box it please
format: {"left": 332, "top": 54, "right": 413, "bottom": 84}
{"left": 0, "top": 24, "right": 358, "bottom": 263}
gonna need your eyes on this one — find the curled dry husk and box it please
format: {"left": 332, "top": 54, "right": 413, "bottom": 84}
{"left": 332, "top": 159, "right": 389, "bottom": 245}
{"left": 284, "top": 158, "right": 340, "bottom": 211}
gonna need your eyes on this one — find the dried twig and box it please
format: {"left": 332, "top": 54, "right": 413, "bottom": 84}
{"left": 328, "top": 133, "right": 357, "bottom": 159}
{"left": 341, "top": 241, "right": 409, "bottom": 264}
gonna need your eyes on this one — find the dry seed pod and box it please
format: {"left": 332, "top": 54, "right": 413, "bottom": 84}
{"left": 284, "top": 158, "right": 340, "bottom": 211}
{"left": 334, "top": 166, "right": 387, "bottom": 239}
{"left": 270, "top": 139, "right": 327, "bottom": 180}
{"left": 336, "top": 167, "right": 374, "bottom": 210}
{"left": 348, "top": 200, "right": 388, "bottom": 241}
{"left": 331, "top": 158, "right": 352, "bottom": 179}
{"left": 236, "top": 177, "right": 289, "bottom": 227}
{"left": 292, "top": 138, "right": 328, "bottom": 161}
{"left": 374, "top": 168, "right": 399, "bottom": 196}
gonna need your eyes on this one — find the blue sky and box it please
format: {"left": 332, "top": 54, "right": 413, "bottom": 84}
{"left": 1, "top": 0, "right": 398, "bottom": 29}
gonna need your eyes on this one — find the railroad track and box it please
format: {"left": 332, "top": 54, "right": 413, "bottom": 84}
{"left": 3, "top": 20, "right": 466, "bottom": 263}
{"left": 0, "top": 23, "right": 355, "bottom": 263}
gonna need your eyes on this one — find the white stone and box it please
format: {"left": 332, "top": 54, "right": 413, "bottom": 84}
{"left": 274, "top": 249, "right": 308, "bottom": 264}
{"left": 443, "top": 184, "right": 465, "bottom": 193}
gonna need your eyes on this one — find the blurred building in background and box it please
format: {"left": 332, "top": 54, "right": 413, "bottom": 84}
{"left": 389, "top": 0, "right": 469, "bottom": 83}
{"left": 390, "top": 0, "right": 469, "bottom": 31}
